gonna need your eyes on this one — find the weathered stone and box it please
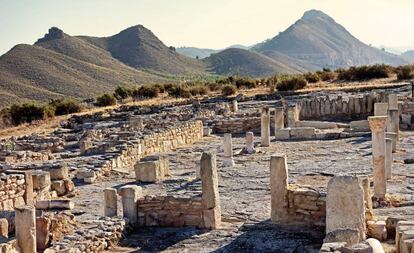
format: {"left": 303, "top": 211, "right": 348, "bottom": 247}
{"left": 0, "top": 218, "right": 8, "bottom": 238}
{"left": 385, "top": 138, "right": 392, "bottom": 180}
{"left": 104, "top": 188, "right": 117, "bottom": 217}
{"left": 36, "top": 217, "right": 51, "bottom": 250}
{"left": 324, "top": 228, "right": 359, "bottom": 246}
{"left": 48, "top": 166, "right": 69, "bottom": 180}
{"left": 222, "top": 133, "right": 235, "bottom": 167}
{"left": 120, "top": 185, "right": 142, "bottom": 225}
{"left": 270, "top": 154, "right": 288, "bottom": 223}
{"left": 366, "top": 238, "right": 384, "bottom": 253}
{"left": 374, "top": 103, "right": 388, "bottom": 116}
{"left": 274, "top": 107, "right": 284, "bottom": 131}
{"left": 51, "top": 180, "right": 66, "bottom": 196}
{"left": 245, "top": 132, "right": 256, "bottom": 154}
{"left": 261, "top": 107, "right": 271, "bottom": 147}
{"left": 15, "top": 205, "right": 36, "bottom": 253}
{"left": 32, "top": 171, "right": 51, "bottom": 191}
{"left": 367, "top": 220, "right": 387, "bottom": 241}
{"left": 326, "top": 176, "right": 366, "bottom": 242}
{"left": 368, "top": 116, "right": 387, "bottom": 198}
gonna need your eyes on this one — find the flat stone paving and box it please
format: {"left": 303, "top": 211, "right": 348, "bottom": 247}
{"left": 69, "top": 130, "right": 414, "bottom": 252}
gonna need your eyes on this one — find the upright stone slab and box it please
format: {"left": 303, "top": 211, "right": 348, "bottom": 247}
{"left": 326, "top": 176, "right": 366, "bottom": 242}
{"left": 385, "top": 138, "right": 392, "bottom": 180}
{"left": 261, "top": 107, "right": 271, "bottom": 147}
{"left": 200, "top": 151, "right": 221, "bottom": 229}
{"left": 388, "top": 94, "right": 398, "bottom": 110}
{"left": 386, "top": 132, "right": 397, "bottom": 153}
{"left": 368, "top": 116, "right": 388, "bottom": 199}
{"left": 361, "top": 177, "right": 374, "bottom": 221}
{"left": 287, "top": 105, "right": 299, "bottom": 127}
{"left": 274, "top": 107, "right": 284, "bottom": 132}
{"left": 15, "top": 205, "right": 36, "bottom": 253}
{"left": 104, "top": 188, "right": 118, "bottom": 217}
{"left": 245, "top": 132, "right": 255, "bottom": 154}
{"left": 270, "top": 154, "right": 288, "bottom": 223}
{"left": 119, "top": 185, "right": 142, "bottom": 225}
{"left": 232, "top": 100, "right": 238, "bottom": 112}
{"left": 387, "top": 109, "right": 400, "bottom": 139}
{"left": 222, "top": 133, "right": 235, "bottom": 167}
{"left": 374, "top": 103, "right": 388, "bottom": 117}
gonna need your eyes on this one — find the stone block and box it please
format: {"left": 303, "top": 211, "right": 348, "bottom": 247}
{"left": 202, "top": 207, "right": 221, "bottom": 229}
{"left": 275, "top": 128, "right": 290, "bottom": 140}
{"left": 367, "top": 220, "right": 387, "bottom": 241}
{"left": 290, "top": 127, "right": 315, "bottom": 140}
{"left": 36, "top": 217, "right": 50, "bottom": 250}
{"left": 135, "top": 156, "right": 168, "bottom": 183}
{"left": 51, "top": 180, "right": 66, "bottom": 196}
{"left": 32, "top": 171, "right": 51, "bottom": 191}
{"left": 48, "top": 166, "right": 69, "bottom": 180}
{"left": 350, "top": 120, "right": 370, "bottom": 131}
{"left": 0, "top": 218, "right": 8, "bottom": 238}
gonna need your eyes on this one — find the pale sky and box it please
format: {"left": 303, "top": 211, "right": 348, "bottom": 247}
{"left": 1, "top": 0, "right": 414, "bottom": 55}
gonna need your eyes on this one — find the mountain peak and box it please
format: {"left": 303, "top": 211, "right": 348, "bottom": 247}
{"left": 301, "top": 9, "right": 333, "bottom": 21}
{"left": 36, "top": 27, "right": 66, "bottom": 44}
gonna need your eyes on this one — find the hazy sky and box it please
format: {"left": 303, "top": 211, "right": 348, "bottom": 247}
{"left": 1, "top": 0, "right": 414, "bottom": 55}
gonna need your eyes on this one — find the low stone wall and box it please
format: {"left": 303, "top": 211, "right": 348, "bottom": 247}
{"left": 136, "top": 195, "right": 205, "bottom": 228}
{"left": 213, "top": 117, "right": 261, "bottom": 134}
{"left": 0, "top": 172, "right": 27, "bottom": 211}
{"left": 298, "top": 93, "right": 380, "bottom": 121}
{"left": 0, "top": 150, "right": 53, "bottom": 164}
{"left": 286, "top": 185, "right": 326, "bottom": 227}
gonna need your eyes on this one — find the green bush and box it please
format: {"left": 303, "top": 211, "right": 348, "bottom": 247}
{"left": 277, "top": 76, "right": 307, "bottom": 91}
{"left": 49, "top": 99, "right": 82, "bottom": 116}
{"left": 337, "top": 64, "right": 393, "bottom": 81}
{"left": 168, "top": 85, "right": 192, "bottom": 98}
{"left": 396, "top": 65, "right": 414, "bottom": 80}
{"left": 96, "top": 94, "right": 117, "bottom": 107}
{"left": 234, "top": 77, "right": 256, "bottom": 89}
{"left": 133, "top": 85, "right": 160, "bottom": 99}
{"left": 303, "top": 72, "right": 321, "bottom": 83}
{"left": 9, "top": 103, "right": 54, "bottom": 125}
{"left": 189, "top": 86, "right": 208, "bottom": 96}
{"left": 316, "top": 70, "right": 337, "bottom": 81}
{"left": 114, "top": 86, "right": 132, "bottom": 100}
{"left": 221, "top": 85, "right": 237, "bottom": 96}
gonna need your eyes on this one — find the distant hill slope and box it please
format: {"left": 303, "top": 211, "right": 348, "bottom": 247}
{"left": 0, "top": 43, "right": 166, "bottom": 107}
{"left": 253, "top": 9, "right": 408, "bottom": 68}
{"left": 204, "top": 48, "right": 311, "bottom": 77}
{"left": 402, "top": 50, "right": 414, "bottom": 59}
{"left": 176, "top": 47, "right": 219, "bottom": 59}
{"left": 78, "top": 25, "right": 206, "bottom": 75}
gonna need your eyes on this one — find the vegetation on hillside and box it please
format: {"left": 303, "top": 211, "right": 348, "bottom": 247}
{"left": 2, "top": 63, "right": 414, "bottom": 128}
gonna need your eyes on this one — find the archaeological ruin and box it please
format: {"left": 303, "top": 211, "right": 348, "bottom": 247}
{"left": 2, "top": 83, "right": 414, "bottom": 252}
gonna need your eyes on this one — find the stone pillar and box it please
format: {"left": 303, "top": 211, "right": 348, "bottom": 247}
{"left": 245, "top": 132, "right": 256, "bottom": 154}
{"left": 361, "top": 177, "right": 374, "bottom": 221}
{"left": 388, "top": 94, "right": 398, "bottom": 110}
{"left": 374, "top": 103, "right": 388, "bottom": 116}
{"left": 368, "top": 116, "right": 388, "bottom": 199}
{"left": 222, "top": 133, "right": 235, "bottom": 167}
{"left": 287, "top": 105, "right": 299, "bottom": 127}
{"left": 15, "top": 205, "right": 36, "bottom": 253}
{"left": 274, "top": 107, "right": 284, "bottom": 135}
{"left": 0, "top": 218, "right": 8, "bottom": 238}
{"left": 385, "top": 138, "right": 393, "bottom": 180}
{"left": 79, "top": 139, "right": 93, "bottom": 155}
{"left": 104, "top": 188, "right": 118, "bottom": 217}
{"left": 386, "top": 132, "right": 397, "bottom": 153}
{"left": 232, "top": 100, "right": 238, "bottom": 112}
{"left": 130, "top": 116, "right": 144, "bottom": 131}
{"left": 200, "top": 151, "right": 221, "bottom": 229}
{"left": 326, "top": 176, "right": 366, "bottom": 242}
{"left": 270, "top": 154, "right": 288, "bottom": 223}
{"left": 387, "top": 109, "right": 400, "bottom": 139}
{"left": 261, "top": 107, "right": 271, "bottom": 147}
{"left": 119, "top": 185, "right": 142, "bottom": 225}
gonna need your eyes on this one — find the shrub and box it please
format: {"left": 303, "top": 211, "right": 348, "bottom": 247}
{"left": 277, "top": 76, "right": 307, "bottom": 91}
{"left": 133, "top": 85, "right": 160, "bottom": 99}
{"left": 168, "top": 85, "right": 192, "bottom": 98}
{"left": 9, "top": 103, "right": 54, "bottom": 125}
{"left": 396, "top": 65, "right": 414, "bottom": 80}
{"left": 96, "top": 94, "right": 117, "bottom": 107}
{"left": 49, "top": 99, "right": 82, "bottom": 116}
{"left": 337, "top": 64, "right": 393, "bottom": 81}
{"left": 189, "top": 86, "right": 208, "bottom": 96}
{"left": 208, "top": 82, "right": 221, "bottom": 91}
{"left": 316, "top": 70, "right": 337, "bottom": 81}
{"left": 114, "top": 86, "right": 132, "bottom": 100}
{"left": 303, "top": 72, "right": 321, "bottom": 83}
{"left": 235, "top": 77, "right": 256, "bottom": 89}
{"left": 221, "top": 85, "right": 237, "bottom": 96}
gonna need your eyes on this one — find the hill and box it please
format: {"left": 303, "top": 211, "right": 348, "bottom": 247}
{"left": 0, "top": 43, "right": 166, "bottom": 107}
{"left": 253, "top": 10, "right": 408, "bottom": 69}
{"left": 402, "top": 50, "right": 414, "bottom": 59}
{"left": 176, "top": 47, "right": 219, "bottom": 59}
{"left": 203, "top": 48, "right": 312, "bottom": 77}
{"left": 78, "top": 25, "right": 206, "bottom": 75}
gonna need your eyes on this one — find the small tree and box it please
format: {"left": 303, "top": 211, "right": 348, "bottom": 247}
{"left": 96, "top": 94, "right": 117, "bottom": 107}
{"left": 114, "top": 86, "right": 132, "bottom": 100}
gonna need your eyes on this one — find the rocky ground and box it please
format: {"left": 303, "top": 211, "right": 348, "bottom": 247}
{"left": 66, "top": 128, "right": 414, "bottom": 252}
